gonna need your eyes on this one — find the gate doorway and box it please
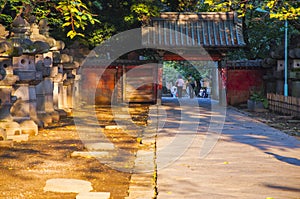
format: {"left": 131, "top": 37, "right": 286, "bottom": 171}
{"left": 82, "top": 60, "right": 159, "bottom": 106}
{"left": 82, "top": 12, "right": 246, "bottom": 106}
{"left": 95, "top": 68, "right": 117, "bottom": 105}
{"left": 162, "top": 60, "right": 219, "bottom": 100}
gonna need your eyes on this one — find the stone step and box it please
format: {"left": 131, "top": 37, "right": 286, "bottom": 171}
{"left": 7, "top": 134, "right": 29, "bottom": 142}
{"left": 84, "top": 142, "right": 115, "bottom": 151}
{"left": 44, "top": 178, "right": 93, "bottom": 193}
{"left": 125, "top": 190, "right": 155, "bottom": 199}
{"left": 130, "top": 174, "right": 153, "bottom": 184}
{"left": 76, "top": 192, "right": 110, "bottom": 199}
{"left": 71, "top": 151, "right": 109, "bottom": 158}
{"left": 105, "top": 125, "right": 127, "bottom": 130}
{"left": 114, "top": 114, "right": 132, "bottom": 119}
{"left": 133, "top": 150, "right": 155, "bottom": 172}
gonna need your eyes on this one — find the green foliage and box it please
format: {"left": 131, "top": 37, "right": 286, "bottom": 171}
{"left": 0, "top": 0, "right": 23, "bottom": 25}
{"left": 87, "top": 23, "right": 116, "bottom": 47}
{"left": 56, "top": 0, "right": 100, "bottom": 39}
{"left": 203, "top": 0, "right": 300, "bottom": 59}
{"left": 250, "top": 91, "right": 268, "bottom": 108}
{"left": 262, "top": 0, "right": 300, "bottom": 20}
{"left": 163, "top": 61, "right": 182, "bottom": 84}
{"left": 163, "top": 60, "right": 214, "bottom": 84}
{"left": 204, "top": 0, "right": 255, "bottom": 17}
{"left": 32, "top": 4, "right": 51, "bottom": 20}
{"left": 204, "top": 0, "right": 300, "bottom": 20}
{"left": 0, "top": 0, "right": 100, "bottom": 40}
{"left": 130, "top": 3, "right": 159, "bottom": 25}
{"left": 160, "top": 0, "right": 199, "bottom": 12}
{"left": 1, "top": 0, "right": 31, "bottom": 15}
{"left": 91, "top": 0, "right": 103, "bottom": 10}
{"left": 0, "top": 14, "right": 13, "bottom": 24}
{"left": 122, "top": 1, "right": 161, "bottom": 26}
{"left": 0, "top": 0, "right": 298, "bottom": 53}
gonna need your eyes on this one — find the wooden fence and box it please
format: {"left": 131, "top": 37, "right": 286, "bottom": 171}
{"left": 267, "top": 93, "right": 300, "bottom": 117}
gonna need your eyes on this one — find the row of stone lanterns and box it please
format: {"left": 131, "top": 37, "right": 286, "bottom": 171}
{"left": 0, "top": 15, "right": 81, "bottom": 145}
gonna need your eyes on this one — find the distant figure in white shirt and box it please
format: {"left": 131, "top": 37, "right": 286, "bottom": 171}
{"left": 175, "top": 75, "right": 185, "bottom": 98}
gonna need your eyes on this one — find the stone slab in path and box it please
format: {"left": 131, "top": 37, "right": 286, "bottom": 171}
{"left": 71, "top": 151, "right": 109, "bottom": 158}
{"left": 84, "top": 142, "right": 115, "bottom": 151}
{"left": 7, "top": 134, "right": 28, "bottom": 142}
{"left": 125, "top": 190, "right": 154, "bottom": 199}
{"left": 44, "top": 178, "right": 93, "bottom": 193}
{"left": 105, "top": 125, "right": 127, "bottom": 130}
{"left": 133, "top": 150, "right": 155, "bottom": 172}
{"left": 76, "top": 192, "right": 110, "bottom": 199}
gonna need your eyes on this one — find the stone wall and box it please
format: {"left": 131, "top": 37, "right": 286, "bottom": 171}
{"left": 0, "top": 16, "right": 82, "bottom": 143}
{"left": 262, "top": 33, "right": 300, "bottom": 97}
{"left": 220, "top": 33, "right": 300, "bottom": 106}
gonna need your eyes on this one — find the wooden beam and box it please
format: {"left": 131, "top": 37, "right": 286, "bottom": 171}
{"left": 163, "top": 53, "right": 222, "bottom": 61}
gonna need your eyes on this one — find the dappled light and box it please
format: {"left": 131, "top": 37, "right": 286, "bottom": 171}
{"left": 0, "top": 116, "right": 131, "bottom": 199}
{"left": 1, "top": 96, "right": 300, "bottom": 198}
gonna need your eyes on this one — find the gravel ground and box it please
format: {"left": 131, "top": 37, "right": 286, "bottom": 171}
{"left": 0, "top": 108, "right": 145, "bottom": 199}
{"left": 233, "top": 103, "right": 300, "bottom": 139}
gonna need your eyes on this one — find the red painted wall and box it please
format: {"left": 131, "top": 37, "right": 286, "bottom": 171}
{"left": 221, "top": 69, "right": 265, "bottom": 105}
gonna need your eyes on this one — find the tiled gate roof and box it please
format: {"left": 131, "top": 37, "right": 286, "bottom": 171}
{"left": 142, "top": 12, "right": 246, "bottom": 49}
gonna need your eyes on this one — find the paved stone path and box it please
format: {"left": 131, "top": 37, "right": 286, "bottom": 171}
{"left": 155, "top": 97, "right": 300, "bottom": 199}
{"left": 64, "top": 98, "right": 300, "bottom": 198}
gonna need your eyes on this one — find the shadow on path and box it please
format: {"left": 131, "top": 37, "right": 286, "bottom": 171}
{"left": 264, "top": 183, "right": 300, "bottom": 193}
{"left": 162, "top": 97, "right": 300, "bottom": 154}
{"left": 265, "top": 152, "right": 300, "bottom": 166}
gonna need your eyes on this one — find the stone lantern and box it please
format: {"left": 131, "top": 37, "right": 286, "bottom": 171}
{"left": 9, "top": 16, "right": 41, "bottom": 134}
{"left": 0, "top": 23, "right": 35, "bottom": 142}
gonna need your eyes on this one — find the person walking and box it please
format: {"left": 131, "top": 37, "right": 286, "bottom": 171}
{"left": 187, "top": 74, "right": 196, "bottom": 98}
{"left": 175, "top": 75, "right": 185, "bottom": 98}
{"left": 195, "top": 78, "right": 202, "bottom": 97}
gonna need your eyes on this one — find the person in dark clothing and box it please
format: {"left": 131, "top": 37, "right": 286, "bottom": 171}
{"left": 187, "top": 74, "right": 196, "bottom": 98}
{"left": 199, "top": 87, "right": 208, "bottom": 98}
{"left": 195, "top": 78, "right": 201, "bottom": 97}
